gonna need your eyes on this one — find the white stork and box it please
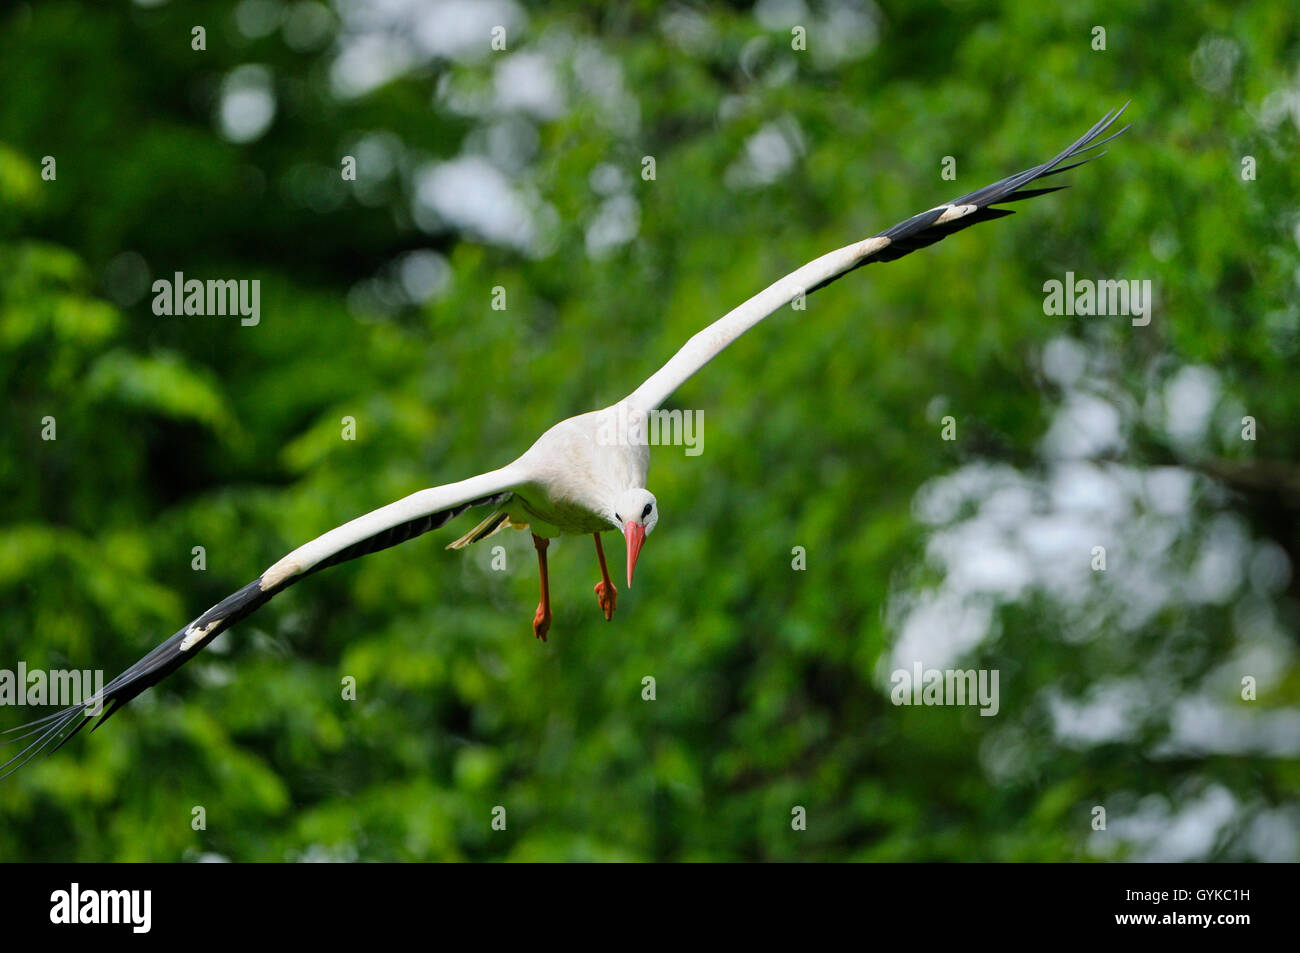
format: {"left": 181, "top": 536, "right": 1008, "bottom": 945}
{"left": 2, "top": 106, "right": 1128, "bottom": 775}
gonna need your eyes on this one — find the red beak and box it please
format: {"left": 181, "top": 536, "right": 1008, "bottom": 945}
{"left": 624, "top": 521, "right": 646, "bottom": 588}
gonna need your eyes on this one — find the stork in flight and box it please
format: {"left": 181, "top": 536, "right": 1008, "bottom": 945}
{"left": 2, "top": 106, "right": 1128, "bottom": 776}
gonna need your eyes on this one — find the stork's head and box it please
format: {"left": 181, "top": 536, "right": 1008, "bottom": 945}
{"left": 611, "top": 488, "right": 658, "bottom": 587}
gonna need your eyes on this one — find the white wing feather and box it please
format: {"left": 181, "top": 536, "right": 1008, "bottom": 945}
{"left": 626, "top": 105, "right": 1129, "bottom": 414}
{"left": 626, "top": 235, "right": 891, "bottom": 413}
{"left": 262, "top": 465, "right": 525, "bottom": 588}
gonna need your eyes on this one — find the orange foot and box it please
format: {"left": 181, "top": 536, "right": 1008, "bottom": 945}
{"left": 594, "top": 580, "right": 617, "bottom": 621}
{"left": 533, "top": 603, "right": 551, "bottom": 642}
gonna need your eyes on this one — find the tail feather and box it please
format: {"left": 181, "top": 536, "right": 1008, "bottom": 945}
{"left": 445, "top": 509, "right": 519, "bottom": 550}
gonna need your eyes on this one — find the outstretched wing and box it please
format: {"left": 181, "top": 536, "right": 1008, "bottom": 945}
{"left": 627, "top": 104, "right": 1130, "bottom": 413}
{"left": 1, "top": 466, "right": 522, "bottom": 778}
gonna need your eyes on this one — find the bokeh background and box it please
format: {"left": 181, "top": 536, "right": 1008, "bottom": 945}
{"left": 2, "top": 0, "right": 1298, "bottom": 861}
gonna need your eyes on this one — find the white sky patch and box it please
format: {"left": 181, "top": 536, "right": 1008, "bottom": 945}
{"left": 330, "top": 33, "right": 414, "bottom": 98}
{"left": 1190, "top": 34, "right": 1240, "bottom": 96}
{"left": 912, "top": 461, "right": 1014, "bottom": 526}
{"left": 1040, "top": 336, "right": 1088, "bottom": 388}
{"left": 1186, "top": 514, "right": 1248, "bottom": 605}
{"left": 585, "top": 194, "right": 639, "bottom": 259}
{"left": 1040, "top": 391, "right": 1124, "bottom": 459}
{"left": 1159, "top": 693, "right": 1300, "bottom": 758}
{"left": 1244, "top": 809, "right": 1300, "bottom": 862}
{"left": 725, "top": 117, "right": 805, "bottom": 189}
{"left": 904, "top": 457, "right": 1198, "bottom": 647}
{"left": 1092, "top": 785, "right": 1241, "bottom": 862}
{"left": 397, "top": 249, "right": 451, "bottom": 302}
{"left": 1258, "top": 72, "right": 1300, "bottom": 133}
{"left": 886, "top": 589, "right": 993, "bottom": 674}
{"left": 929, "top": 518, "right": 1034, "bottom": 600}
{"left": 891, "top": 347, "right": 1297, "bottom": 838}
{"left": 1093, "top": 787, "right": 1300, "bottom": 861}
{"left": 410, "top": 0, "right": 525, "bottom": 62}
{"left": 494, "top": 51, "right": 566, "bottom": 119}
{"left": 435, "top": 69, "right": 494, "bottom": 118}
{"left": 753, "top": 0, "right": 880, "bottom": 66}
{"left": 1163, "top": 364, "right": 1220, "bottom": 446}
{"left": 351, "top": 132, "right": 402, "bottom": 178}
{"left": 659, "top": 5, "right": 717, "bottom": 54}
{"left": 346, "top": 131, "right": 404, "bottom": 208}
{"left": 816, "top": 0, "right": 881, "bottom": 65}
{"left": 328, "top": 0, "right": 525, "bottom": 97}
{"left": 890, "top": 360, "right": 1229, "bottom": 682}
{"left": 477, "top": 117, "right": 539, "bottom": 174}
{"left": 413, "top": 156, "right": 538, "bottom": 251}
{"left": 589, "top": 162, "right": 629, "bottom": 196}
{"left": 1048, "top": 679, "right": 1147, "bottom": 746}
{"left": 1143, "top": 465, "right": 1196, "bottom": 516}
{"left": 894, "top": 457, "right": 1173, "bottom": 674}
{"left": 218, "top": 65, "right": 277, "bottom": 144}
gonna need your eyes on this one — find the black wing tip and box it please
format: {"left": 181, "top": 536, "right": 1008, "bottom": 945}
{"left": 0, "top": 612, "right": 208, "bottom": 780}
{"left": 1054, "top": 105, "right": 1131, "bottom": 168}
{"left": 1, "top": 488, "right": 517, "bottom": 780}
{"left": 856, "top": 104, "right": 1129, "bottom": 269}
{"left": 992, "top": 184, "right": 1068, "bottom": 204}
{"left": 0, "top": 706, "right": 88, "bottom": 780}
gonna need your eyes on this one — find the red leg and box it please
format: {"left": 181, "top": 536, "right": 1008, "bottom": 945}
{"left": 593, "top": 533, "right": 617, "bottom": 621}
{"left": 532, "top": 534, "right": 551, "bottom": 641}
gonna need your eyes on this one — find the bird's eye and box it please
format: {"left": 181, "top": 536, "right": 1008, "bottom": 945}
{"left": 615, "top": 513, "right": 621, "bottom": 523}
{"left": 641, "top": 503, "right": 653, "bottom": 519}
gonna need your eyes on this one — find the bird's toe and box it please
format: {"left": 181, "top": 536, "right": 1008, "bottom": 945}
{"left": 594, "top": 580, "right": 617, "bottom": 621}
{"left": 532, "top": 604, "right": 551, "bottom": 641}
